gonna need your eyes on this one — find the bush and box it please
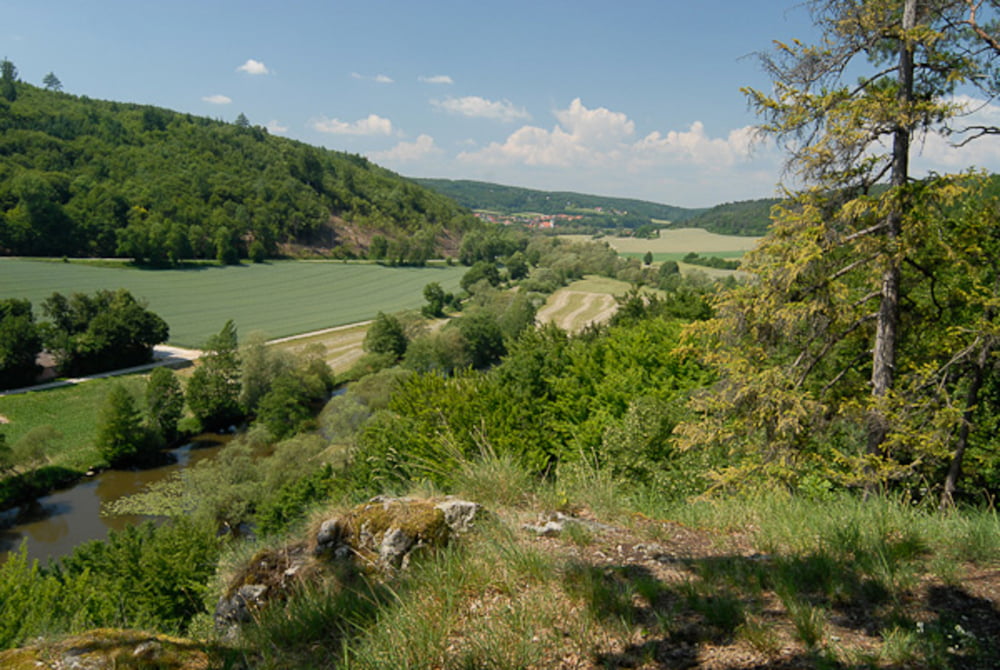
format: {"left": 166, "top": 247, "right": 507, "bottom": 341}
{"left": 364, "top": 312, "right": 407, "bottom": 358}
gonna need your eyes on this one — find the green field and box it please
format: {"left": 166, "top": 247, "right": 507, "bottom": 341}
{"left": 0, "top": 374, "right": 148, "bottom": 472}
{"left": 563, "top": 228, "right": 761, "bottom": 256}
{"left": 1, "top": 260, "right": 466, "bottom": 348}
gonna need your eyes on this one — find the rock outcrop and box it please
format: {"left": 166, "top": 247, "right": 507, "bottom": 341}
{"left": 215, "top": 496, "right": 482, "bottom": 636}
{"left": 313, "top": 496, "right": 482, "bottom": 569}
{"left": 0, "top": 629, "right": 222, "bottom": 669}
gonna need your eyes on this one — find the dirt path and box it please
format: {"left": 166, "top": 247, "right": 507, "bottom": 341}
{"left": 0, "top": 321, "right": 374, "bottom": 397}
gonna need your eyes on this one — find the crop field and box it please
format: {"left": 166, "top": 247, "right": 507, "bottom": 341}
{"left": 536, "top": 276, "right": 655, "bottom": 332}
{"left": 1, "top": 259, "right": 466, "bottom": 348}
{"left": 562, "top": 228, "right": 761, "bottom": 258}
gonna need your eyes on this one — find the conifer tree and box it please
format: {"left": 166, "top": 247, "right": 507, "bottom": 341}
{"left": 678, "top": 0, "right": 1000, "bottom": 494}
{"left": 96, "top": 383, "right": 145, "bottom": 465}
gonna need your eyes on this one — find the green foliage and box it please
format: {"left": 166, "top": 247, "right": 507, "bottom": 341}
{"left": 421, "top": 282, "right": 447, "bottom": 318}
{"left": 456, "top": 311, "right": 506, "bottom": 369}
{"left": 0, "top": 298, "right": 42, "bottom": 389}
{"left": 0, "top": 433, "right": 10, "bottom": 474}
{"left": 12, "top": 425, "right": 62, "bottom": 470}
{"left": 458, "top": 226, "right": 527, "bottom": 265}
{"left": 685, "top": 197, "right": 779, "bottom": 236}
{"left": 51, "top": 519, "right": 220, "bottom": 634}
{"left": 355, "top": 312, "right": 707, "bottom": 492}
{"left": 682, "top": 251, "right": 740, "bottom": 270}
{"left": 0, "top": 79, "right": 476, "bottom": 259}
{"left": 403, "top": 328, "right": 470, "bottom": 375}
{"left": 40, "top": 289, "right": 169, "bottom": 376}
{"left": 255, "top": 373, "right": 315, "bottom": 440}
{"left": 185, "top": 320, "right": 242, "bottom": 429}
{"left": 676, "top": 2, "right": 1000, "bottom": 495}
{"left": 41, "top": 72, "right": 61, "bottom": 92}
{"left": 415, "top": 177, "right": 702, "bottom": 223}
{"left": 0, "top": 59, "right": 17, "bottom": 102}
{"left": 658, "top": 260, "right": 679, "bottom": 278}
{"left": 460, "top": 260, "right": 501, "bottom": 291}
{"left": 146, "top": 367, "right": 184, "bottom": 443}
{"left": 503, "top": 250, "right": 529, "bottom": 280}
{"left": 248, "top": 238, "right": 266, "bottom": 263}
{"left": 255, "top": 463, "right": 338, "bottom": 536}
{"left": 95, "top": 382, "right": 149, "bottom": 466}
{"left": 239, "top": 333, "right": 295, "bottom": 414}
{"left": 363, "top": 312, "right": 407, "bottom": 358}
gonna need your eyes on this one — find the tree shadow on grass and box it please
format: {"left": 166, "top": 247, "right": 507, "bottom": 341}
{"left": 565, "top": 550, "right": 1000, "bottom": 669}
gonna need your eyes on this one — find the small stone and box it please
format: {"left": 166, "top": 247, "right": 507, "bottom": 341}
{"left": 133, "top": 640, "right": 162, "bottom": 659}
{"left": 435, "top": 499, "right": 481, "bottom": 533}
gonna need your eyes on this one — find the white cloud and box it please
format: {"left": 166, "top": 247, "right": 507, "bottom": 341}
{"left": 312, "top": 113, "right": 394, "bottom": 136}
{"left": 350, "top": 72, "right": 394, "bottom": 84}
{"left": 369, "top": 134, "right": 442, "bottom": 163}
{"left": 419, "top": 74, "right": 454, "bottom": 85}
{"left": 202, "top": 94, "right": 232, "bottom": 105}
{"left": 459, "top": 99, "right": 757, "bottom": 172}
{"left": 555, "top": 98, "right": 634, "bottom": 148}
{"left": 432, "top": 96, "right": 530, "bottom": 122}
{"left": 266, "top": 120, "right": 288, "bottom": 134}
{"left": 631, "top": 122, "right": 756, "bottom": 168}
{"left": 907, "top": 95, "right": 1000, "bottom": 172}
{"left": 237, "top": 59, "right": 269, "bottom": 75}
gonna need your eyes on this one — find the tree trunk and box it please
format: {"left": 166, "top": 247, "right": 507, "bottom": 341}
{"left": 940, "top": 343, "right": 990, "bottom": 509}
{"left": 866, "top": 0, "right": 917, "bottom": 487}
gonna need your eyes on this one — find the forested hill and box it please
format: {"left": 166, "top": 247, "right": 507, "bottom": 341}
{"left": 683, "top": 197, "right": 781, "bottom": 236}
{"left": 413, "top": 178, "right": 704, "bottom": 223}
{"left": 0, "top": 78, "right": 477, "bottom": 262}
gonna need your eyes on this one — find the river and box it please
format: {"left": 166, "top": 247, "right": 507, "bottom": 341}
{"left": 0, "top": 436, "right": 229, "bottom": 565}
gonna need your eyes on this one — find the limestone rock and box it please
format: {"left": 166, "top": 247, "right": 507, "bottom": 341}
{"left": 0, "top": 629, "right": 220, "bottom": 669}
{"left": 313, "top": 496, "right": 482, "bottom": 571}
{"left": 216, "top": 496, "right": 483, "bottom": 637}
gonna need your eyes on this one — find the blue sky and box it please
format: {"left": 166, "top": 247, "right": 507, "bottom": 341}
{"left": 4, "top": 0, "right": 1000, "bottom": 208}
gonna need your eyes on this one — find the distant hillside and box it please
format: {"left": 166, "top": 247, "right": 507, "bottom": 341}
{"left": 413, "top": 178, "right": 704, "bottom": 223}
{"left": 682, "top": 198, "right": 780, "bottom": 237}
{"left": 0, "top": 73, "right": 476, "bottom": 262}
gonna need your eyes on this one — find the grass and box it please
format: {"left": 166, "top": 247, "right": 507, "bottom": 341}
{"left": 620, "top": 250, "right": 746, "bottom": 263}
{"left": 0, "top": 374, "right": 149, "bottom": 472}
{"left": 2, "top": 258, "right": 466, "bottom": 348}
{"left": 561, "top": 227, "right": 761, "bottom": 255}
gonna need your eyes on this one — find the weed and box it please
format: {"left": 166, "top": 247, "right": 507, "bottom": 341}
{"left": 562, "top": 521, "right": 594, "bottom": 546}
{"left": 782, "top": 596, "right": 826, "bottom": 649}
{"left": 737, "top": 615, "right": 780, "bottom": 657}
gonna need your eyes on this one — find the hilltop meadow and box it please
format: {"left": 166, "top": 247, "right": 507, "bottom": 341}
{"left": 5, "top": 4, "right": 1000, "bottom": 665}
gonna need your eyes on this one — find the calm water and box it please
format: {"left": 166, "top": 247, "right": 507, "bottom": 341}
{"left": 0, "top": 436, "right": 228, "bottom": 565}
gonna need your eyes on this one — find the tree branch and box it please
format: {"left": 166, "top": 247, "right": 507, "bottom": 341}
{"left": 796, "top": 312, "right": 878, "bottom": 388}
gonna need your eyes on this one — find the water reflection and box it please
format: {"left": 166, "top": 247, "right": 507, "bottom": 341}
{"left": 0, "top": 438, "right": 227, "bottom": 565}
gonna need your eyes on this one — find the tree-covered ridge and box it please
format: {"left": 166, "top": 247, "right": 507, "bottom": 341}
{"left": 0, "top": 75, "right": 477, "bottom": 261}
{"left": 413, "top": 178, "right": 704, "bottom": 222}
{"left": 683, "top": 197, "right": 780, "bottom": 236}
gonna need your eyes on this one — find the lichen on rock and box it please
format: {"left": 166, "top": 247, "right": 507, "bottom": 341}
{"left": 215, "top": 496, "right": 482, "bottom": 637}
